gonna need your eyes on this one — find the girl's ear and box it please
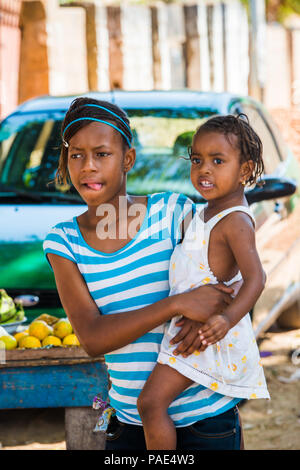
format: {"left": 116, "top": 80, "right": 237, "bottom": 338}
{"left": 123, "top": 147, "right": 136, "bottom": 173}
{"left": 240, "top": 160, "right": 254, "bottom": 185}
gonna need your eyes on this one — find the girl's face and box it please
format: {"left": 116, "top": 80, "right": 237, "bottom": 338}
{"left": 190, "top": 130, "right": 252, "bottom": 202}
{"left": 67, "top": 122, "right": 135, "bottom": 206}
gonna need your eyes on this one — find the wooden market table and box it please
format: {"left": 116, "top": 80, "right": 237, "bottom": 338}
{"left": 0, "top": 347, "right": 109, "bottom": 449}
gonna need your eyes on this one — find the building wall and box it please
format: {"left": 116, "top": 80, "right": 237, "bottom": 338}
{"left": 1, "top": 0, "right": 300, "bottom": 119}
{"left": 0, "top": 0, "right": 22, "bottom": 118}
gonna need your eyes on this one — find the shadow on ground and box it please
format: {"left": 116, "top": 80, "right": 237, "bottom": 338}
{"left": 0, "top": 408, "right": 65, "bottom": 447}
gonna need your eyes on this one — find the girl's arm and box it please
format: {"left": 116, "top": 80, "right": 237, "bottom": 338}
{"left": 198, "top": 212, "right": 265, "bottom": 344}
{"left": 47, "top": 253, "right": 233, "bottom": 357}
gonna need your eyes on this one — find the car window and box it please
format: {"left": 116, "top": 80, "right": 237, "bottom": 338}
{"left": 126, "top": 108, "right": 215, "bottom": 197}
{"left": 0, "top": 108, "right": 215, "bottom": 201}
{"left": 0, "top": 113, "right": 68, "bottom": 194}
{"left": 241, "top": 105, "right": 282, "bottom": 174}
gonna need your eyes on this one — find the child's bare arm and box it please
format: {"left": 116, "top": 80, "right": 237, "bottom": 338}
{"left": 47, "top": 253, "right": 233, "bottom": 357}
{"left": 198, "top": 212, "right": 265, "bottom": 345}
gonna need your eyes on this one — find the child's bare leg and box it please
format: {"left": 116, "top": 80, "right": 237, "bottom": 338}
{"left": 137, "top": 362, "right": 192, "bottom": 450}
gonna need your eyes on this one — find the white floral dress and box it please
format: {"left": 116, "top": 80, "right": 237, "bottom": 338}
{"left": 158, "top": 205, "right": 270, "bottom": 400}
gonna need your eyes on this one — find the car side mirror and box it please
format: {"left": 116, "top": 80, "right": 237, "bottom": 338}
{"left": 245, "top": 176, "right": 297, "bottom": 205}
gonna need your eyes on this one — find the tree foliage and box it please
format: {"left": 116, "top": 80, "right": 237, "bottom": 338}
{"left": 266, "top": 0, "right": 300, "bottom": 23}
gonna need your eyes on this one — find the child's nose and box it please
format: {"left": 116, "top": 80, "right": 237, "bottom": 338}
{"left": 199, "top": 162, "right": 212, "bottom": 174}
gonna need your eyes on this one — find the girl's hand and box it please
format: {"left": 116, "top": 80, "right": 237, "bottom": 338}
{"left": 198, "top": 314, "right": 231, "bottom": 346}
{"left": 174, "top": 284, "right": 233, "bottom": 323}
{"left": 170, "top": 318, "right": 207, "bottom": 357}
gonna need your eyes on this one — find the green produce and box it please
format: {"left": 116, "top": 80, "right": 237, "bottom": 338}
{"left": 14, "top": 301, "right": 25, "bottom": 322}
{"left": 0, "top": 302, "right": 25, "bottom": 324}
{"left": 0, "top": 289, "right": 16, "bottom": 323}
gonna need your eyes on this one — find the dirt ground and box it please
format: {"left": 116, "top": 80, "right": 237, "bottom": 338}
{"left": 239, "top": 327, "right": 300, "bottom": 450}
{"left": 0, "top": 108, "right": 299, "bottom": 451}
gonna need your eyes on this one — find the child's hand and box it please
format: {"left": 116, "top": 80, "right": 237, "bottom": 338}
{"left": 170, "top": 318, "right": 207, "bottom": 357}
{"left": 198, "top": 314, "right": 230, "bottom": 346}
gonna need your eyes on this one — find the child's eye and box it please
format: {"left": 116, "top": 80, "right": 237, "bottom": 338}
{"left": 213, "top": 158, "right": 223, "bottom": 165}
{"left": 191, "top": 156, "right": 201, "bottom": 165}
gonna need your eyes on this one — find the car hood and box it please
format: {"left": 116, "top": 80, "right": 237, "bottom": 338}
{"left": 0, "top": 204, "right": 86, "bottom": 289}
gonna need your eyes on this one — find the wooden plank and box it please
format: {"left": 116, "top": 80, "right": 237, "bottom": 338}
{"left": 0, "top": 362, "right": 109, "bottom": 409}
{"left": 184, "top": 5, "right": 201, "bottom": 90}
{"left": 5, "top": 346, "right": 97, "bottom": 361}
{"left": 107, "top": 6, "right": 123, "bottom": 89}
{"left": 0, "top": 357, "right": 103, "bottom": 368}
{"left": 1, "top": 347, "right": 105, "bottom": 369}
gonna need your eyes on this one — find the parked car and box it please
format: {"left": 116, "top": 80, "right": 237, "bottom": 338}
{"left": 0, "top": 91, "right": 299, "bottom": 334}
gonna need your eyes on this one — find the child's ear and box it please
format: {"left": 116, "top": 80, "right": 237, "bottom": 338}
{"left": 240, "top": 160, "right": 254, "bottom": 185}
{"left": 123, "top": 147, "right": 136, "bottom": 173}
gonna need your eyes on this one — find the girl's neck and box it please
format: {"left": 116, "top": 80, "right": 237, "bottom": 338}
{"left": 80, "top": 191, "right": 130, "bottom": 228}
{"left": 204, "top": 191, "right": 248, "bottom": 221}
{"left": 79, "top": 193, "right": 146, "bottom": 231}
{"left": 76, "top": 192, "right": 148, "bottom": 254}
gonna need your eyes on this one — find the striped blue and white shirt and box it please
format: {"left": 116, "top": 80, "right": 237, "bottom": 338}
{"left": 43, "top": 192, "right": 239, "bottom": 426}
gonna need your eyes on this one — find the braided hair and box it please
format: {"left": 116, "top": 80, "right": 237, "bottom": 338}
{"left": 194, "top": 114, "right": 264, "bottom": 186}
{"left": 56, "top": 97, "right": 133, "bottom": 186}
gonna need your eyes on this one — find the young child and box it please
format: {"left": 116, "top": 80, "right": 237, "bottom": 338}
{"left": 43, "top": 98, "right": 242, "bottom": 450}
{"left": 137, "top": 114, "right": 270, "bottom": 450}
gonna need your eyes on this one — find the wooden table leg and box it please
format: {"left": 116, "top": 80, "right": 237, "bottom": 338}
{"left": 65, "top": 406, "right": 106, "bottom": 450}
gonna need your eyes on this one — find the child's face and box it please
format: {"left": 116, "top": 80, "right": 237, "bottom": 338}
{"left": 190, "top": 130, "right": 250, "bottom": 201}
{"left": 67, "top": 122, "right": 135, "bottom": 206}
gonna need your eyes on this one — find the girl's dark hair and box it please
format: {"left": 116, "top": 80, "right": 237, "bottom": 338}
{"left": 194, "top": 113, "right": 264, "bottom": 186}
{"left": 56, "top": 97, "right": 132, "bottom": 185}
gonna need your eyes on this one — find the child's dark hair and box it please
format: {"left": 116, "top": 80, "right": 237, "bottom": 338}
{"left": 194, "top": 114, "right": 264, "bottom": 186}
{"left": 56, "top": 97, "right": 132, "bottom": 185}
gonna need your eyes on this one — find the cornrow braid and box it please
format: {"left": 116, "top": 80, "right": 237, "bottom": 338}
{"left": 195, "top": 113, "right": 264, "bottom": 186}
{"left": 56, "top": 97, "right": 133, "bottom": 186}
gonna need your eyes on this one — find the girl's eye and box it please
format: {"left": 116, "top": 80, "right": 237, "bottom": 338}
{"left": 214, "top": 158, "right": 223, "bottom": 165}
{"left": 191, "top": 157, "right": 201, "bottom": 165}
{"left": 96, "top": 152, "right": 111, "bottom": 157}
{"left": 70, "top": 153, "right": 82, "bottom": 159}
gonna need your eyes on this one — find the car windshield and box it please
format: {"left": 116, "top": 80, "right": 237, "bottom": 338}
{"left": 0, "top": 108, "right": 215, "bottom": 201}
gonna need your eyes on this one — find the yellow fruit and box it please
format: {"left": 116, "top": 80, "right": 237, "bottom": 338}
{"left": 42, "top": 335, "right": 62, "bottom": 347}
{"left": 29, "top": 320, "right": 53, "bottom": 340}
{"left": 14, "top": 331, "right": 29, "bottom": 344}
{"left": 53, "top": 318, "right": 73, "bottom": 339}
{"left": 35, "top": 313, "right": 60, "bottom": 326}
{"left": 62, "top": 334, "right": 80, "bottom": 347}
{"left": 0, "top": 334, "right": 17, "bottom": 350}
{"left": 19, "top": 335, "right": 41, "bottom": 349}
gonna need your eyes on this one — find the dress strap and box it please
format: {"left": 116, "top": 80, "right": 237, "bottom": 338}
{"left": 204, "top": 205, "right": 255, "bottom": 232}
{"left": 201, "top": 206, "right": 255, "bottom": 279}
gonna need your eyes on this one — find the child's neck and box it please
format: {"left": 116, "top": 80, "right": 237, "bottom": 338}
{"left": 204, "top": 192, "right": 248, "bottom": 221}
